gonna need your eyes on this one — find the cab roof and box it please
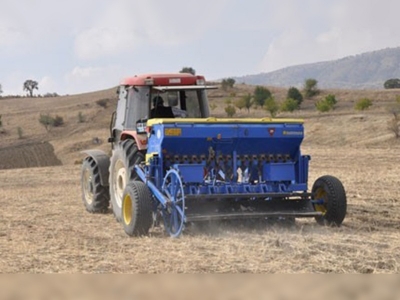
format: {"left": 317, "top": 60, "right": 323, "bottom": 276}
{"left": 120, "top": 73, "right": 206, "bottom": 86}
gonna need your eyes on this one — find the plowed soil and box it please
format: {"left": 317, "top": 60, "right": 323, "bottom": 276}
{"left": 0, "top": 141, "right": 61, "bottom": 169}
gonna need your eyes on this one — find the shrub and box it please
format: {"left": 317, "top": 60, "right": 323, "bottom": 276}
{"left": 325, "top": 94, "right": 337, "bottom": 107}
{"left": 96, "top": 98, "right": 109, "bottom": 108}
{"left": 315, "top": 94, "right": 337, "bottom": 112}
{"left": 281, "top": 98, "right": 299, "bottom": 112}
{"left": 43, "top": 92, "right": 59, "bottom": 97}
{"left": 264, "top": 96, "right": 279, "bottom": 117}
{"left": 225, "top": 105, "right": 236, "bottom": 117}
{"left": 0, "top": 115, "right": 2, "bottom": 127}
{"left": 315, "top": 100, "right": 332, "bottom": 112}
{"left": 78, "top": 112, "right": 86, "bottom": 123}
{"left": 39, "top": 114, "right": 54, "bottom": 131}
{"left": 355, "top": 98, "right": 373, "bottom": 111}
{"left": 287, "top": 87, "right": 303, "bottom": 105}
{"left": 17, "top": 127, "right": 23, "bottom": 139}
{"left": 39, "top": 114, "right": 64, "bottom": 131}
{"left": 53, "top": 115, "right": 64, "bottom": 127}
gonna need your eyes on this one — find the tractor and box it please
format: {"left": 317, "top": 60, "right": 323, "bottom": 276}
{"left": 80, "top": 73, "right": 347, "bottom": 237}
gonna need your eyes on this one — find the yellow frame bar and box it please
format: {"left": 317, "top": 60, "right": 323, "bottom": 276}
{"left": 147, "top": 117, "right": 304, "bottom": 126}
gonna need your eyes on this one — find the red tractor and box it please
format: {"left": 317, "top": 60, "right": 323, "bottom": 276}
{"left": 81, "top": 73, "right": 215, "bottom": 222}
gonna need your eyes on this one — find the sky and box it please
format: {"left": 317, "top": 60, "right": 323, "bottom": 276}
{"left": 1, "top": 0, "right": 400, "bottom": 95}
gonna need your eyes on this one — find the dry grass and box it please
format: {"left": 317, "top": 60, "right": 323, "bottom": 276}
{"left": 0, "top": 146, "right": 399, "bottom": 273}
{"left": 0, "top": 84, "right": 400, "bottom": 273}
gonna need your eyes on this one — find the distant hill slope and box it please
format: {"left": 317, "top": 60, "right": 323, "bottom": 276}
{"left": 236, "top": 47, "right": 400, "bottom": 89}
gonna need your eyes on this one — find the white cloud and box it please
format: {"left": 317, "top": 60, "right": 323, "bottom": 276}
{"left": 73, "top": 0, "right": 229, "bottom": 60}
{"left": 74, "top": 27, "right": 139, "bottom": 60}
{"left": 260, "top": 0, "right": 400, "bottom": 72}
{"left": 65, "top": 65, "right": 125, "bottom": 94}
{"left": 0, "top": 27, "right": 26, "bottom": 48}
{"left": 39, "top": 76, "right": 59, "bottom": 94}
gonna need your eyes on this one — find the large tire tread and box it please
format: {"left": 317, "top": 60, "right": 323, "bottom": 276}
{"left": 81, "top": 157, "right": 110, "bottom": 213}
{"left": 123, "top": 181, "right": 153, "bottom": 236}
{"left": 109, "top": 139, "right": 144, "bottom": 221}
{"left": 312, "top": 175, "right": 346, "bottom": 226}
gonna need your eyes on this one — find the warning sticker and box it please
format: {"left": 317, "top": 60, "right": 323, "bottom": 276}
{"left": 165, "top": 128, "right": 182, "bottom": 136}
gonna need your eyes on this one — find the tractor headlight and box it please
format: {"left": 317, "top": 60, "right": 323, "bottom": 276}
{"left": 196, "top": 79, "right": 205, "bottom": 85}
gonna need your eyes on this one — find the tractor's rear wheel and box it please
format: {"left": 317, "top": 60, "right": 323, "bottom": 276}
{"left": 81, "top": 157, "right": 110, "bottom": 213}
{"left": 109, "top": 139, "right": 144, "bottom": 222}
{"left": 312, "top": 175, "right": 347, "bottom": 226}
{"left": 122, "top": 181, "right": 153, "bottom": 236}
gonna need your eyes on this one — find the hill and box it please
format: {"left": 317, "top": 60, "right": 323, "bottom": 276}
{"left": 235, "top": 47, "right": 400, "bottom": 89}
{"left": 0, "top": 84, "right": 400, "bottom": 166}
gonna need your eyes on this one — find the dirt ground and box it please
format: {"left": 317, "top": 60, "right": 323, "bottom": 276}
{"left": 0, "top": 141, "right": 61, "bottom": 169}
{"left": 0, "top": 146, "right": 399, "bottom": 273}
{"left": 1, "top": 85, "right": 399, "bottom": 273}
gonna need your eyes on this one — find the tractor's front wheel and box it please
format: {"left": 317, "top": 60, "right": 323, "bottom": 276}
{"left": 109, "top": 139, "right": 144, "bottom": 221}
{"left": 81, "top": 157, "right": 110, "bottom": 213}
{"left": 122, "top": 181, "right": 153, "bottom": 236}
{"left": 312, "top": 175, "right": 347, "bottom": 226}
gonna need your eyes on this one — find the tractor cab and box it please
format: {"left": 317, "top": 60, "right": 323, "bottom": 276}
{"left": 110, "top": 73, "right": 216, "bottom": 144}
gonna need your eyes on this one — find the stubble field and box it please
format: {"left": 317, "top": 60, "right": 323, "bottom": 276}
{"left": 0, "top": 146, "right": 399, "bottom": 273}
{"left": 0, "top": 85, "right": 399, "bottom": 273}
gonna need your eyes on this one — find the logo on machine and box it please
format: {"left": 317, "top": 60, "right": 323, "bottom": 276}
{"left": 165, "top": 128, "right": 182, "bottom": 136}
{"left": 268, "top": 128, "right": 275, "bottom": 136}
{"left": 283, "top": 131, "right": 303, "bottom": 136}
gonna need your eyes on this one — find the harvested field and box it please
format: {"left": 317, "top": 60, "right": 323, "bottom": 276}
{"left": 1, "top": 85, "right": 399, "bottom": 273}
{"left": 0, "top": 146, "right": 399, "bottom": 273}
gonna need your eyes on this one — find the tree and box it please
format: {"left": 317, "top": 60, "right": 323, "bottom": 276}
{"left": 23, "top": 80, "right": 39, "bottom": 97}
{"left": 384, "top": 78, "right": 400, "bottom": 89}
{"left": 303, "top": 78, "right": 320, "bottom": 98}
{"left": 0, "top": 83, "right": 2, "bottom": 95}
{"left": 221, "top": 78, "right": 235, "bottom": 91}
{"left": 240, "top": 93, "right": 254, "bottom": 113}
{"left": 281, "top": 98, "right": 299, "bottom": 112}
{"left": 180, "top": 67, "right": 196, "bottom": 75}
{"left": 234, "top": 98, "right": 246, "bottom": 111}
{"left": 225, "top": 105, "right": 236, "bottom": 117}
{"left": 264, "top": 96, "right": 279, "bottom": 117}
{"left": 287, "top": 87, "right": 303, "bottom": 105}
{"left": 253, "top": 86, "right": 271, "bottom": 107}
